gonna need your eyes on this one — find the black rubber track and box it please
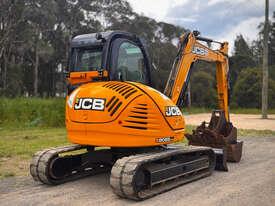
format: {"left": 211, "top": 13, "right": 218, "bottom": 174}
{"left": 30, "top": 145, "right": 110, "bottom": 185}
{"left": 110, "top": 146, "right": 216, "bottom": 200}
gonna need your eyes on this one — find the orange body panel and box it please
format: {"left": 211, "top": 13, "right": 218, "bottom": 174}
{"left": 68, "top": 70, "right": 108, "bottom": 85}
{"left": 66, "top": 81, "right": 185, "bottom": 147}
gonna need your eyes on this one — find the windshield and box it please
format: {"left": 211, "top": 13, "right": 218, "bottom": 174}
{"left": 71, "top": 47, "right": 102, "bottom": 72}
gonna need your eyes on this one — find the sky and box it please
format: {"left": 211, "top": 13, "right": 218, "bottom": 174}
{"left": 127, "top": 0, "right": 274, "bottom": 53}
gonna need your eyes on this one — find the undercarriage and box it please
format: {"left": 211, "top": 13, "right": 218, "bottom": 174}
{"left": 30, "top": 144, "right": 220, "bottom": 200}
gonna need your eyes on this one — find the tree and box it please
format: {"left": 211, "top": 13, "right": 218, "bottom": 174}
{"left": 190, "top": 71, "right": 217, "bottom": 108}
{"left": 229, "top": 35, "right": 256, "bottom": 86}
{"left": 252, "top": 11, "right": 275, "bottom": 70}
{"left": 234, "top": 35, "right": 253, "bottom": 57}
{"left": 269, "top": 11, "right": 275, "bottom": 66}
{"left": 22, "top": 1, "right": 57, "bottom": 96}
{"left": 232, "top": 67, "right": 275, "bottom": 108}
{"left": 0, "top": 0, "right": 186, "bottom": 97}
{"left": 0, "top": 0, "right": 26, "bottom": 93}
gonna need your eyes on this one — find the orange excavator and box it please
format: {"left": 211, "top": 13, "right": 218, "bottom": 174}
{"left": 30, "top": 31, "right": 243, "bottom": 200}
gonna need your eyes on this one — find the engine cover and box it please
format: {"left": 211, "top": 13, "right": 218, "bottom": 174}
{"left": 66, "top": 81, "right": 185, "bottom": 147}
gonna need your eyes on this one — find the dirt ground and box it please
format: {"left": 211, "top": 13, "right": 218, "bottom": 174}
{"left": 0, "top": 136, "right": 274, "bottom": 206}
{"left": 185, "top": 113, "right": 275, "bottom": 131}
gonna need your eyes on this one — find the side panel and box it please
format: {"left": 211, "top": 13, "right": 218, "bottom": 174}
{"left": 129, "top": 82, "right": 185, "bottom": 130}
{"left": 66, "top": 82, "right": 185, "bottom": 147}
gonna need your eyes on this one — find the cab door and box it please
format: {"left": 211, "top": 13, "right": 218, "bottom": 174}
{"left": 108, "top": 38, "right": 151, "bottom": 85}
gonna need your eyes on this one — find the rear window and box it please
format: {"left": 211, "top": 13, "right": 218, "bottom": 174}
{"left": 72, "top": 47, "right": 102, "bottom": 72}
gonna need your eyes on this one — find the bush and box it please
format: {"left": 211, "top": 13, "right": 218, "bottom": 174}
{"left": 232, "top": 67, "right": 275, "bottom": 108}
{"left": 190, "top": 71, "right": 217, "bottom": 108}
{"left": 0, "top": 98, "right": 65, "bottom": 128}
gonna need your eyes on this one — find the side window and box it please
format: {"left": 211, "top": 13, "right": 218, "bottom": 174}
{"left": 117, "top": 42, "right": 145, "bottom": 83}
{"left": 74, "top": 48, "right": 102, "bottom": 72}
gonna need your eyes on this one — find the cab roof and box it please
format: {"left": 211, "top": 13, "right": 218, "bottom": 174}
{"left": 71, "top": 31, "right": 139, "bottom": 48}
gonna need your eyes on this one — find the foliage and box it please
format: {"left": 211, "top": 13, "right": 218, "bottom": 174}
{"left": 0, "top": 1, "right": 275, "bottom": 109}
{"left": 0, "top": 0, "right": 183, "bottom": 97}
{"left": 232, "top": 67, "right": 275, "bottom": 108}
{"left": 190, "top": 71, "right": 217, "bottom": 107}
{"left": 0, "top": 98, "right": 65, "bottom": 128}
{"left": 228, "top": 13, "right": 275, "bottom": 109}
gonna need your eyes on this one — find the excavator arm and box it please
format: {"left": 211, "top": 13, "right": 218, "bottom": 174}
{"left": 164, "top": 31, "right": 230, "bottom": 121}
{"left": 164, "top": 31, "right": 243, "bottom": 167}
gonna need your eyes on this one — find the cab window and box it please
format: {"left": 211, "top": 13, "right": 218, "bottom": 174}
{"left": 72, "top": 47, "right": 102, "bottom": 72}
{"left": 117, "top": 42, "right": 145, "bottom": 83}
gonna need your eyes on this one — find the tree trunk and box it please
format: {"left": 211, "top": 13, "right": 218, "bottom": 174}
{"left": 187, "top": 82, "right": 191, "bottom": 108}
{"left": 3, "top": 53, "right": 7, "bottom": 90}
{"left": 34, "top": 42, "right": 39, "bottom": 96}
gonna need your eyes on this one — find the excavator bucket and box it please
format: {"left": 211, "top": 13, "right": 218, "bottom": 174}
{"left": 186, "top": 110, "right": 243, "bottom": 171}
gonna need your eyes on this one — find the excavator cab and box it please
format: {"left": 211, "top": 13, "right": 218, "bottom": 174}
{"left": 67, "top": 31, "right": 152, "bottom": 90}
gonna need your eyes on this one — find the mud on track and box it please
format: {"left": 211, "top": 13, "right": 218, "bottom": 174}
{"left": 0, "top": 136, "right": 275, "bottom": 206}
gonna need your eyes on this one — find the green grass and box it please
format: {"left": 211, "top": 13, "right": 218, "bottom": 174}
{"left": 185, "top": 125, "right": 196, "bottom": 134}
{"left": 237, "top": 129, "right": 275, "bottom": 137}
{"left": 0, "top": 171, "right": 15, "bottom": 178}
{"left": 182, "top": 107, "right": 275, "bottom": 115}
{"left": 0, "top": 127, "right": 68, "bottom": 178}
{"left": 0, "top": 127, "right": 67, "bottom": 158}
{"left": 0, "top": 98, "right": 65, "bottom": 129}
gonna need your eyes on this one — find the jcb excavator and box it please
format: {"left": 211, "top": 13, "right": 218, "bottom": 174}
{"left": 30, "top": 31, "right": 243, "bottom": 200}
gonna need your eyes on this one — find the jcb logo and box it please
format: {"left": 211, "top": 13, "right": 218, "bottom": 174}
{"left": 74, "top": 98, "right": 105, "bottom": 111}
{"left": 165, "top": 106, "right": 182, "bottom": 116}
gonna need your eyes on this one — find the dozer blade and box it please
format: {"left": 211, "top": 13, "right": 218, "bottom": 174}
{"left": 186, "top": 110, "right": 243, "bottom": 170}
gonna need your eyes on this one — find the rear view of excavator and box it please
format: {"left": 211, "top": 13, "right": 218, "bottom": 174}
{"left": 30, "top": 30, "right": 243, "bottom": 200}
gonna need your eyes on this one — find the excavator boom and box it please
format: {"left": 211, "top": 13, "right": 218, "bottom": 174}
{"left": 164, "top": 31, "right": 230, "bottom": 120}
{"left": 163, "top": 31, "right": 243, "bottom": 164}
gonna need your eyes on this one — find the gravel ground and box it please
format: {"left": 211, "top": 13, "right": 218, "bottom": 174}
{"left": 0, "top": 136, "right": 274, "bottom": 206}
{"left": 184, "top": 114, "right": 275, "bottom": 131}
